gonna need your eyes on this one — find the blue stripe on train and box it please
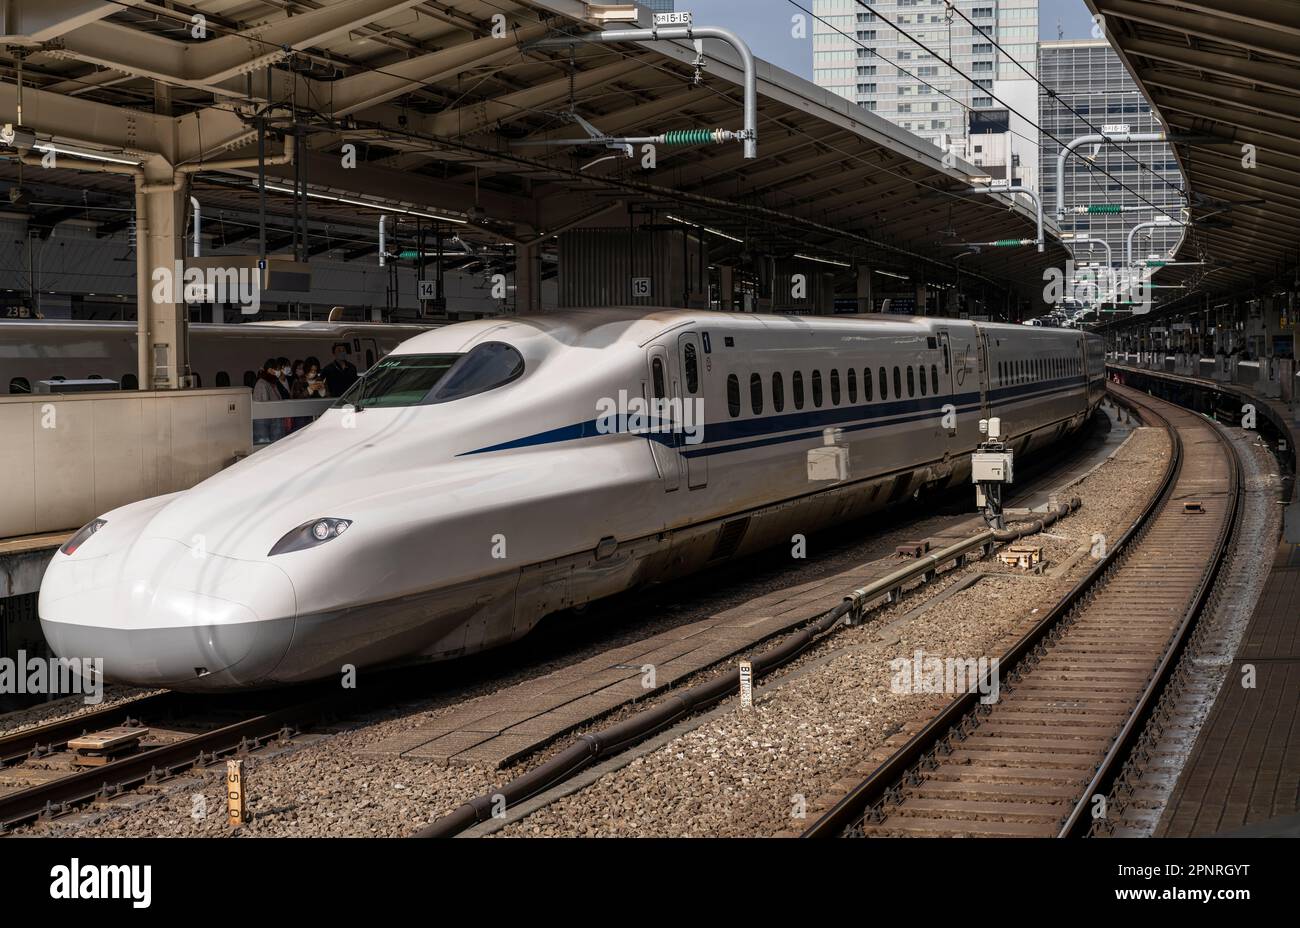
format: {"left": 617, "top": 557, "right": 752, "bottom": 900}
{"left": 461, "top": 377, "right": 1087, "bottom": 457}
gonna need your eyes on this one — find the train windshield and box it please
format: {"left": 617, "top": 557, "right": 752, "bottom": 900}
{"left": 333, "top": 342, "right": 524, "bottom": 409}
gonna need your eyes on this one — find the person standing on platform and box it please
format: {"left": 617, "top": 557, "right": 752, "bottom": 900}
{"left": 322, "top": 342, "right": 359, "bottom": 397}
{"left": 253, "top": 357, "right": 289, "bottom": 443}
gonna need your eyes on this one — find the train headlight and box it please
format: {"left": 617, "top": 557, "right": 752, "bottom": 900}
{"left": 60, "top": 519, "right": 106, "bottom": 556}
{"left": 269, "top": 518, "right": 352, "bottom": 556}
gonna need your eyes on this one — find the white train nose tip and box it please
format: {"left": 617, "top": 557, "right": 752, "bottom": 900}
{"left": 40, "top": 615, "right": 296, "bottom": 690}
{"left": 38, "top": 537, "right": 299, "bottom": 690}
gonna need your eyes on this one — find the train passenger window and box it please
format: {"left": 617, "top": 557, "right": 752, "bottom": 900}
{"left": 683, "top": 343, "right": 699, "bottom": 393}
{"left": 192, "top": 374, "right": 202, "bottom": 388}
{"left": 772, "top": 372, "right": 785, "bottom": 412}
{"left": 879, "top": 367, "right": 888, "bottom": 401}
{"left": 727, "top": 374, "right": 741, "bottom": 417}
{"left": 243, "top": 371, "right": 256, "bottom": 389}
{"left": 942, "top": 344, "right": 950, "bottom": 375}
{"left": 918, "top": 364, "right": 926, "bottom": 396}
{"left": 9, "top": 377, "right": 30, "bottom": 394}
{"left": 793, "top": 371, "right": 805, "bottom": 409}
{"left": 366, "top": 350, "right": 375, "bottom": 368}
{"left": 893, "top": 366, "right": 902, "bottom": 399}
{"left": 931, "top": 365, "right": 939, "bottom": 395}
{"left": 863, "top": 368, "right": 873, "bottom": 402}
{"left": 906, "top": 365, "right": 915, "bottom": 398}
{"left": 122, "top": 374, "right": 138, "bottom": 390}
{"left": 216, "top": 371, "right": 231, "bottom": 388}
{"left": 847, "top": 368, "right": 857, "bottom": 403}
{"left": 811, "top": 370, "right": 824, "bottom": 408}
{"left": 652, "top": 358, "right": 667, "bottom": 399}
{"left": 830, "top": 369, "right": 841, "bottom": 406}
{"left": 750, "top": 373, "right": 764, "bottom": 416}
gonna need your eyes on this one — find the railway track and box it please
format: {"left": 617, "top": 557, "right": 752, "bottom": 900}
{"left": 802, "top": 384, "right": 1240, "bottom": 838}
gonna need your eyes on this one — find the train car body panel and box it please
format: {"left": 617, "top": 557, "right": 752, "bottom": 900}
{"left": 39, "top": 310, "right": 1104, "bottom": 689}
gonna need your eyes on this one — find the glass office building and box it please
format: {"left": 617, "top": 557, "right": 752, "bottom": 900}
{"left": 1039, "top": 39, "right": 1186, "bottom": 269}
{"left": 641, "top": 0, "right": 676, "bottom": 12}
{"left": 811, "top": 0, "right": 1039, "bottom": 154}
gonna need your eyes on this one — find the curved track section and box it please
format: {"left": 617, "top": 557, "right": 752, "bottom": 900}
{"left": 802, "top": 385, "right": 1240, "bottom": 838}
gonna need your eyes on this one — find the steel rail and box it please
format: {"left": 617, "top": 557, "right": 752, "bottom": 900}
{"left": 800, "top": 386, "right": 1191, "bottom": 838}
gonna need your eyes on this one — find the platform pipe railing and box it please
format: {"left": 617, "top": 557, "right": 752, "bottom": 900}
{"left": 528, "top": 25, "right": 757, "bottom": 159}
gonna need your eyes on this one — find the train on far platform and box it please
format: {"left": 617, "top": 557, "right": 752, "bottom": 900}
{"left": 39, "top": 308, "right": 1107, "bottom": 690}
{"left": 0, "top": 319, "right": 432, "bottom": 394}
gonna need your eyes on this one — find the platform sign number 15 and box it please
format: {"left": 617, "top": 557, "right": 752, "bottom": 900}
{"left": 632, "top": 277, "right": 653, "bottom": 299}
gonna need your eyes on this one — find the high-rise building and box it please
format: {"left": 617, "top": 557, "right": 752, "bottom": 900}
{"left": 641, "top": 0, "right": 676, "bottom": 12}
{"left": 811, "top": 0, "right": 1039, "bottom": 174}
{"left": 1039, "top": 39, "right": 1185, "bottom": 269}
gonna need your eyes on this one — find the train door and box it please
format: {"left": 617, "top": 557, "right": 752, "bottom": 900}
{"left": 936, "top": 329, "right": 958, "bottom": 438}
{"left": 677, "top": 332, "right": 708, "bottom": 489}
{"left": 975, "top": 328, "right": 992, "bottom": 418}
{"left": 646, "top": 347, "right": 680, "bottom": 492}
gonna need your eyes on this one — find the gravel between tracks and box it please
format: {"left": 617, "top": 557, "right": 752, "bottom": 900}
{"left": 495, "top": 424, "right": 1170, "bottom": 837}
{"left": 17, "top": 415, "right": 1168, "bottom": 838}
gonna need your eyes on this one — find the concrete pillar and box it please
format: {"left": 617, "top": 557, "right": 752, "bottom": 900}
{"left": 719, "top": 266, "right": 735, "bottom": 311}
{"left": 915, "top": 279, "right": 929, "bottom": 316}
{"left": 856, "top": 264, "right": 873, "bottom": 314}
{"left": 138, "top": 167, "right": 189, "bottom": 389}
{"left": 515, "top": 242, "right": 541, "bottom": 314}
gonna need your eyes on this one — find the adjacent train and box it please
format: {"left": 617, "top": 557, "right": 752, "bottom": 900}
{"left": 0, "top": 319, "right": 431, "bottom": 394}
{"left": 40, "top": 309, "right": 1106, "bottom": 690}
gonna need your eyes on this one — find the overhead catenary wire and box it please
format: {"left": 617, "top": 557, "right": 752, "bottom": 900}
{"left": 45, "top": 0, "right": 1060, "bottom": 289}
{"left": 791, "top": 0, "right": 1185, "bottom": 224}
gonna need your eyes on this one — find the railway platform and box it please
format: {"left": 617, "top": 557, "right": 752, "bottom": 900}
{"left": 1108, "top": 363, "right": 1300, "bottom": 836}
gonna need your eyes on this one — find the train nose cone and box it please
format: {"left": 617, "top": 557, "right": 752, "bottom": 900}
{"left": 39, "top": 537, "right": 297, "bottom": 690}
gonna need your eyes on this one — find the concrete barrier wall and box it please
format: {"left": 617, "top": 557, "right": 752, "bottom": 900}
{"left": 0, "top": 388, "right": 251, "bottom": 539}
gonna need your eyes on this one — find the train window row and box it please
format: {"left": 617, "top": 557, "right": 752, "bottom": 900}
{"left": 8, "top": 371, "right": 263, "bottom": 394}
{"left": 726, "top": 364, "right": 942, "bottom": 418}
{"left": 995, "top": 354, "right": 1081, "bottom": 388}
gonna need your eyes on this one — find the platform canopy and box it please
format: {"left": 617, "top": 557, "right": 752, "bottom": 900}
{"left": 0, "top": 0, "right": 1070, "bottom": 302}
{"left": 1088, "top": 0, "right": 1300, "bottom": 297}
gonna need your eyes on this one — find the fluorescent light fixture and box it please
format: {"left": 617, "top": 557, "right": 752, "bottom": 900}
{"left": 874, "top": 269, "right": 910, "bottom": 280}
{"left": 664, "top": 214, "right": 743, "bottom": 243}
{"left": 34, "top": 144, "right": 141, "bottom": 167}
{"left": 261, "top": 183, "right": 467, "bottom": 224}
{"left": 793, "top": 253, "right": 851, "bottom": 268}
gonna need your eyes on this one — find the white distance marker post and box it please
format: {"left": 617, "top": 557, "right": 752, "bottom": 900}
{"left": 738, "top": 660, "right": 754, "bottom": 709}
{"left": 227, "top": 758, "right": 246, "bottom": 827}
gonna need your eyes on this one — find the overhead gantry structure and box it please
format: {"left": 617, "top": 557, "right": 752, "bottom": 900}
{"left": 1, "top": 0, "right": 1069, "bottom": 388}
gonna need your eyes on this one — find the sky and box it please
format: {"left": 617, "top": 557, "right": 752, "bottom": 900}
{"left": 677, "top": 0, "right": 1101, "bottom": 80}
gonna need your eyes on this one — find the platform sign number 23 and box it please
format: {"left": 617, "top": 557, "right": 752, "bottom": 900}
{"left": 632, "top": 277, "right": 653, "bottom": 299}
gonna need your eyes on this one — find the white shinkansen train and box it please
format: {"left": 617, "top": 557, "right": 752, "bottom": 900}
{"left": 0, "top": 320, "right": 432, "bottom": 393}
{"left": 40, "top": 309, "right": 1106, "bottom": 690}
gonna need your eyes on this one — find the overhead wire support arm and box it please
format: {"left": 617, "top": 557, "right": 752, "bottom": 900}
{"left": 967, "top": 184, "right": 1044, "bottom": 254}
{"left": 526, "top": 23, "right": 758, "bottom": 159}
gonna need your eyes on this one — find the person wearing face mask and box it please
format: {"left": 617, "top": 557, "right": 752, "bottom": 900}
{"left": 276, "top": 357, "right": 292, "bottom": 392}
{"left": 253, "top": 357, "right": 290, "bottom": 443}
{"left": 291, "top": 356, "right": 328, "bottom": 399}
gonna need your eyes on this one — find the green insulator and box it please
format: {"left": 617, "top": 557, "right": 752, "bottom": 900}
{"left": 994, "top": 239, "right": 1022, "bottom": 247}
{"left": 663, "top": 128, "right": 715, "bottom": 145}
{"left": 1088, "top": 204, "right": 1123, "bottom": 214}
